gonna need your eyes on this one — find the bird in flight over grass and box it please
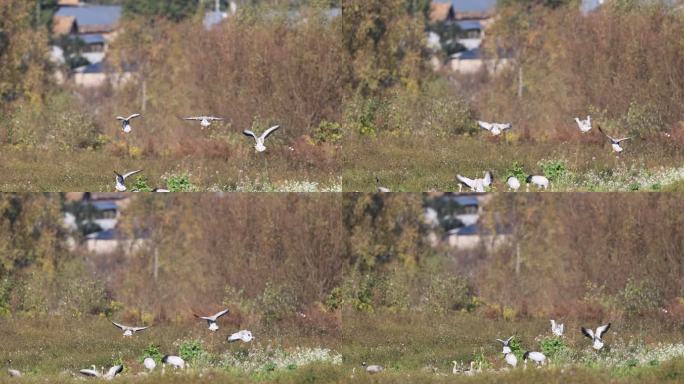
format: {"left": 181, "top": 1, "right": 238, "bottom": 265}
{"left": 477, "top": 120, "right": 512, "bottom": 136}
{"left": 116, "top": 113, "right": 141, "bottom": 133}
{"left": 114, "top": 170, "right": 142, "bottom": 192}
{"left": 110, "top": 320, "right": 150, "bottom": 337}
{"left": 598, "top": 125, "right": 632, "bottom": 153}
{"left": 183, "top": 116, "right": 223, "bottom": 129}
{"left": 194, "top": 308, "right": 230, "bottom": 331}
{"left": 456, "top": 171, "right": 492, "bottom": 192}
{"left": 228, "top": 330, "right": 253, "bottom": 342}
{"left": 581, "top": 323, "right": 611, "bottom": 350}
{"left": 574, "top": 115, "right": 592, "bottom": 133}
{"left": 243, "top": 125, "right": 280, "bottom": 152}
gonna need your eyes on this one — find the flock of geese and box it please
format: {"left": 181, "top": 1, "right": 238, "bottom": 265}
{"left": 5, "top": 308, "right": 252, "bottom": 379}
{"left": 376, "top": 114, "right": 633, "bottom": 193}
{"left": 356, "top": 319, "right": 611, "bottom": 376}
{"left": 112, "top": 112, "right": 281, "bottom": 192}
{"left": 5, "top": 317, "right": 613, "bottom": 378}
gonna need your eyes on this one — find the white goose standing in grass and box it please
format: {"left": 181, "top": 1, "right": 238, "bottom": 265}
{"left": 7, "top": 368, "right": 22, "bottom": 377}
{"left": 451, "top": 361, "right": 462, "bottom": 375}
{"left": 228, "top": 330, "right": 253, "bottom": 342}
{"left": 116, "top": 114, "right": 141, "bottom": 133}
{"left": 243, "top": 125, "right": 280, "bottom": 152}
{"left": 506, "top": 176, "right": 521, "bottom": 191}
{"left": 598, "top": 125, "right": 632, "bottom": 153}
{"left": 194, "top": 308, "right": 230, "bottom": 331}
{"left": 183, "top": 116, "right": 223, "bottom": 129}
{"left": 114, "top": 170, "right": 142, "bottom": 192}
{"left": 477, "top": 120, "right": 512, "bottom": 136}
{"left": 143, "top": 358, "right": 156, "bottom": 372}
{"left": 161, "top": 355, "right": 185, "bottom": 370}
{"left": 581, "top": 323, "right": 611, "bottom": 350}
{"left": 362, "top": 362, "right": 383, "bottom": 373}
{"left": 376, "top": 176, "right": 390, "bottom": 193}
{"left": 574, "top": 115, "right": 592, "bottom": 133}
{"left": 550, "top": 319, "right": 564, "bottom": 337}
{"left": 110, "top": 320, "right": 150, "bottom": 337}
{"left": 456, "top": 171, "right": 492, "bottom": 192}
{"left": 526, "top": 175, "right": 549, "bottom": 191}
{"left": 522, "top": 351, "right": 547, "bottom": 367}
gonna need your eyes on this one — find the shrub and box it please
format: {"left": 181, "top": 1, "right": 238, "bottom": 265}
{"left": 540, "top": 159, "right": 568, "bottom": 182}
{"left": 420, "top": 275, "right": 473, "bottom": 313}
{"left": 176, "top": 339, "right": 212, "bottom": 367}
{"left": 258, "top": 283, "right": 299, "bottom": 324}
{"left": 139, "top": 343, "right": 163, "bottom": 364}
{"left": 164, "top": 173, "right": 198, "bottom": 192}
{"left": 314, "top": 120, "right": 343, "bottom": 144}
{"left": 618, "top": 278, "right": 664, "bottom": 318}
{"left": 132, "top": 176, "right": 153, "bottom": 192}
{"left": 540, "top": 336, "right": 568, "bottom": 359}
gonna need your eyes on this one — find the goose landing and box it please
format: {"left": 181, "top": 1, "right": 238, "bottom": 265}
{"left": 116, "top": 114, "right": 141, "bottom": 133}
{"left": 243, "top": 125, "right": 280, "bottom": 152}
{"left": 574, "top": 115, "right": 592, "bottom": 133}
{"left": 581, "top": 323, "right": 611, "bottom": 350}
{"left": 194, "top": 308, "right": 229, "bottom": 331}
{"left": 598, "top": 125, "right": 632, "bottom": 153}
{"left": 110, "top": 320, "right": 150, "bottom": 336}
{"left": 183, "top": 116, "right": 223, "bottom": 129}
{"left": 477, "top": 120, "right": 512, "bottom": 136}
{"left": 114, "top": 170, "right": 142, "bottom": 192}
{"left": 550, "top": 319, "right": 564, "bottom": 337}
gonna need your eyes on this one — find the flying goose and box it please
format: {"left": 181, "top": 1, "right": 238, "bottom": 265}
{"left": 375, "top": 177, "right": 390, "bottom": 193}
{"left": 477, "top": 120, "right": 512, "bottom": 136}
{"left": 143, "top": 357, "right": 156, "bottom": 372}
{"left": 574, "top": 115, "right": 592, "bottom": 133}
{"left": 183, "top": 116, "right": 223, "bottom": 129}
{"left": 228, "top": 330, "right": 253, "bottom": 342}
{"left": 496, "top": 336, "right": 515, "bottom": 354}
{"left": 7, "top": 369, "right": 22, "bottom": 377}
{"left": 526, "top": 175, "right": 549, "bottom": 191}
{"left": 598, "top": 125, "right": 632, "bottom": 153}
{"left": 194, "top": 308, "right": 229, "bottom": 331}
{"left": 362, "top": 362, "right": 383, "bottom": 373}
{"left": 116, "top": 114, "right": 141, "bottom": 133}
{"left": 243, "top": 125, "right": 280, "bottom": 152}
{"left": 506, "top": 176, "right": 521, "bottom": 191}
{"left": 456, "top": 171, "right": 492, "bottom": 192}
{"left": 114, "top": 170, "right": 142, "bottom": 192}
{"left": 581, "top": 323, "right": 611, "bottom": 350}
{"left": 522, "top": 351, "right": 547, "bottom": 366}
{"left": 161, "top": 355, "right": 185, "bottom": 370}
{"left": 550, "top": 319, "right": 564, "bottom": 337}
{"left": 110, "top": 320, "right": 150, "bottom": 337}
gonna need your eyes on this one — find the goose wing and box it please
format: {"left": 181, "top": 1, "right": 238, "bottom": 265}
{"left": 505, "top": 336, "right": 514, "bottom": 345}
{"left": 477, "top": 121, "right": 493, "bottom": 131}
{"left": 581, "top": 327, "right": 595, "bottom": 340}
{"left": 456, "top": 175, "right": 476, "bottom": 189}
{"left": 614, "top": 137, "right": 632, "bottom": 143}
{"left": 206, "top": 116, "right": 223, "bottom": 121}
{"left": 597, "top": 125, "right": 617, "bottom": 142}
{"left": 212, "top": 308, "right": 230, "bottom": 319}
{"left": 111, "top": 320, "right": 128, "bottom": 331}
{"left": 79, "top": 368, "right": 100, "bottom": 377}
{"left": 499, "top": 123, "right": 512, "bottom": 131}
{"left": 116, "top": 116, "right": 126, "bottom": 121}
{"left": 595, "top": 323, "right": 611, "bottom": 339}
{"left": 243, "top": 130, "right": 257, "bottom": 139}
{"left": 126, "top": 113, "right": 141, "bottom": 120}
{"left": 260, "top": 125, "right": 281, "bottom": 140}
{"left": 184, "top": 116, "right": 203, "bottom": 121}
{"left": 106, "top": 365, "right": 123, "bottom": 378}
{"left": 122, "top": 170, "right": 142, "bottom": 179}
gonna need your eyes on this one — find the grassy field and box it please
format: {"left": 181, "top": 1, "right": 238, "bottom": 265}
{"left": 0, "top": 146, "right": 340, "bottom": 192}
{"left": 2, "top": 312, "right": 683, "bottom": 383}
{"left": 343, "top": 135, "right": 684, "bottom": 192}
